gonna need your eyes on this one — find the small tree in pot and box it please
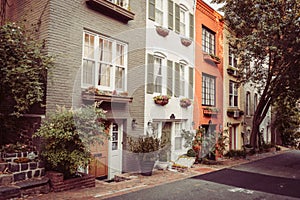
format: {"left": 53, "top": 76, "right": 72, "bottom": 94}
{"left": 127, "top": 135, "right": 160, "bottom": 176}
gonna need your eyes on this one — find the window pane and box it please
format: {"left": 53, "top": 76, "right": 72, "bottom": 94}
{"left": 202, "top": 74, "right": 215, "bottom": 106}
{"left": 175, "top": 137, "right": 182, "bottom": 150}
{"left": 84, "top": 34, "right": 94, "bottom": 59}
{"left": 180, "top": 9, "right": 186, "bottom": 35}
{"left": 202, "top": 27, "right": 215, "bottom": 54}
{"left": 115, "top": 66, "right": 124, "bottom": 90}
{"left": 99, "top": 39, "right": 112, "bottom": 63}
{"left": 154, "top": 57, "right": 162, "bottom": 93}
{"left": 116, "top": 44, "right": 124, "bottom": 66}
{"left": 98, "top": 63, "right": 111, "bottom": 87}
{"left": 82, "top": 59, "right": 95, "bottom": 85}
{"left": 155, "top": 0, "right": 163, "bottom": 25}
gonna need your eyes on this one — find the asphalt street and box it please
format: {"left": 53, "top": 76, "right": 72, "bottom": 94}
{"left": 105, "top": 150, "right": 300, "bottom": 200}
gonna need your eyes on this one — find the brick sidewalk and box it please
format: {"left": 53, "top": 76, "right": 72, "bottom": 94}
{"left": 15, "top": 149, "right": 288, "bottom": 200}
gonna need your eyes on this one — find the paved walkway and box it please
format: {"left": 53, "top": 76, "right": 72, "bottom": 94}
{"left": 15, "top": 149, "right": 289, "bottom": 200}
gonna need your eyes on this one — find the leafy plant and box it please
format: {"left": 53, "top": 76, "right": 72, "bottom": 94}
{"left": 215, "top": 131, "right": 228, "bottom": 156}
{"left": 127, "top": 135, "right": 160, "bottom": 161}
{"left": 181, "top": 129, "right": 195, "bottom": 148}
{"left": 33, "top": 104, "right": 107, "bottom": 179}
{"left": 212, "top": 0, "right": 300, "bottom": 147}
{"left": 0, "top": 22, "right": 54, "bottom": 116}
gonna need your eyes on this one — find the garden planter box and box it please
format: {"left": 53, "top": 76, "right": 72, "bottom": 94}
{"left": 46, "top": 171, "right": 95, "bottom": 192}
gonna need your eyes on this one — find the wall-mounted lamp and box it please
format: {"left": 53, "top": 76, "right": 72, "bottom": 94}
{"left": 227, "top": 122, "right": 232, "bottom": 127}
{"left": 170, "top": 114, "right": 175, "bottom": 119}
{"left": 131, "top": 119, "right": 138, "bottom": 130}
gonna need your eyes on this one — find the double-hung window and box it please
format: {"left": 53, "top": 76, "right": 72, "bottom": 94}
{"left": 202, "top": 74, "right": 215, "bottom": 106}
{"left": 229, "top": 81, "right": 238, "bottom": 107}
{"left": 155, "top": 0, "right": 164, "bottom": 25}
{"left": 82, "top": 31, "right": 127, "bottom": 91}
{"left": 229, "top": 46, "right": 237, "bottom": 67}
{"left": 154, "top": 56, "right": 163, "bottom": 93}
{"left": 246, "top": 92, "right": 250, "bottom": 116}
{"left": 202, "top": 26, "right": 215, "bottom": 54}
{"left": 174, "top": 122, "right": 183, "bottom": 150}
{"left": 179, "top": 8, "right": 186, "bottom": 36}
{"left": 179, "top": 63, "right": 185, "bottom": 96}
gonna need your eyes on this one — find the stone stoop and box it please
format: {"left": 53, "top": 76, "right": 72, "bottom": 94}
{"left": 0, "top": 177, "right": 50, "bottom": 200}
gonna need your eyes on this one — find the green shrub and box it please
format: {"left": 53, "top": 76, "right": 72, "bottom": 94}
{"left": 33, "top": 104, "right": 107, "bottom": 179}
{"left": 187, "top": 149, "right": 196, "bottom": 157}
{"left": 224, "top": 150, "right": 246, "bottom": 158}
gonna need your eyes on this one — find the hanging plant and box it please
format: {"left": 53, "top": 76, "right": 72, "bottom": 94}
{"left": 180, "top": 98, "right": 192, "bottom": 108}
{"left": 153, "top": 95, "right": 170, "bottom": 106}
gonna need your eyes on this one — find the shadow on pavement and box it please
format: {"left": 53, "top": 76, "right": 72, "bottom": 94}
{"left": 191, "top": 168, "right": 300, "bottom": 198}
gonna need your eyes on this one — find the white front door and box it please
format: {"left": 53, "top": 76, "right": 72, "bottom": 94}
{"left": 108, "top": 122, "right": 123, "bottom": 180}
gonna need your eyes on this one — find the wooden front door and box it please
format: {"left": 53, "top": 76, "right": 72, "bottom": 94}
{"left": 89, "top": 134, "right": 109, "bottom": 178}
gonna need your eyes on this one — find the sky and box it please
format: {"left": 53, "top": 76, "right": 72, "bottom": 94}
{"left": 202, "top": 0, "right": 225, "bottom": 15}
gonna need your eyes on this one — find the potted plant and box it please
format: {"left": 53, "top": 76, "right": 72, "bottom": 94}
{"left": 180, "top": 98, "right": 192, "bottom": 108}
{"left": 153, "top": 95, "right": 170, "bottom": 106}
{"left": 203, "top": 107, "right": 219, "bottom": 116}
{"left": 156, "top": 135, "right": 171, "bottom": 170}
{"left": 209, "top": 54, "right": 221, "bottom": 64}
{"left": 127, "top": 135, "right": 160, "bottom": 176}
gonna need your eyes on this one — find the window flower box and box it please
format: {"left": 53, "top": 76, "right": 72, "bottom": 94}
{"left": 227, "top": 108, "right": 244, "bottom": 118}
{"left": 155, "top": 26, "right": 169, "bottom": 37}
{"left": 203, "top": 107, "right": 219, "bottom": 116}
{"left": 153, "top": 95, "right": 170, "bottom": 106}
{"left": 82, "top": 86, "right": 132, "bottom": 103}
{"left": 203, "top": 53, "right": 221, "bottom": 64}
{"left": 180, "top": 98, "right": 192, "bottom": 108}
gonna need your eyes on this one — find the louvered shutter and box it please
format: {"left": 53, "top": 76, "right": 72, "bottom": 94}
{"left": 147, "top": 54, "right": 154, "bottom": 94}
{"left": 175, "top": 4, "right": 180, "bottom": 33}
{"left": 189, "top": 13, "right": 194, "bottom": 39}
{"left": 188, "top": 67, "right": 194, "bottom": 99}
{"left": 168, "top": 0, "right": 174, "bottom": 30}
{"left": 167, "top": 60, "right": 173, "bottom": 96}
{"left": 149, "top": 0, "right": 155, "bottom": 21}
{"left": 174, "top": 62, "right": 180, "bottom": 97}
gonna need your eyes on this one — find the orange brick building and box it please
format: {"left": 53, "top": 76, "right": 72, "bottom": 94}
{"left": 194, "top": 0, "right": 224, "bottom": 142}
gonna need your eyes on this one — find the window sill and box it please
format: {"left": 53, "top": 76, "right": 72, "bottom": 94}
{"left": 86, "top": 0, "right": 135, "bottom": 23}
{"left": 203, "top": 53, "right": 221, "bottom": 65}
{"left": 82, "top": 91, "right": 133, "bottom": 104}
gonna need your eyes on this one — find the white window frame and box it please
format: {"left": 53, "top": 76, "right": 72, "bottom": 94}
{"left": 108, "top": 0, "right": 129, "bottom": 10}
{"left": 174, "top": 122, "right": 183, "bottom": 150}
{"left": 82, "top": 31, "right": 128, "bottom": 92}
{"left": 153, "top": 53, "right": 167, "bottom": 94}
{"left": 229, "top": 81, "right": 238, "bottom": 107}
{"left": 155, "top": 0, "right": 164, "bottom": 26}
{"left": 229, "top": 46, "right": 237, "bottom": 68}
{"left": 179, "top": 63, "right": 186, "bottom": 97}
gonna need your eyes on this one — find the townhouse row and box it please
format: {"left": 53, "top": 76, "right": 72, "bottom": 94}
{"left": 5, "top": 0, "right": 271, "bottom": 180}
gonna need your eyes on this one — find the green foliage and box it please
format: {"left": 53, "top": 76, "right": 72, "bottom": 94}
{"left": 215, "top": 131, "right": 228, "bottom": 156}
{"left": 127, "top": 136, "right": 160, "bottom": 161}
{"left": 0, "top": 22, "right": 54, "bottom": 116}
{"left": 224, "top": 150, "right": 246, "bottom": 158}
{"left": 33, "top": 104, "right": 107, "bottom": 178}
{"left": 181, "top": 129, "right": 195, "bottom": 148}
{"left": 212, "top": 0, "right": 300, "bottom": 147}
{"left": 186, "top": 149, "right": 196, "bottom": 157}
{"left": 274, "top": 97, "right": 300, "bottom": 148}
